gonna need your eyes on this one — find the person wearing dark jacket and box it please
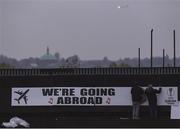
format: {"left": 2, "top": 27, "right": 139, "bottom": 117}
{"left": 145, "top": 84, "right": 162, "bottom": 119}
{"left": 131, "top": 83, "right": 144, "bottom": 119}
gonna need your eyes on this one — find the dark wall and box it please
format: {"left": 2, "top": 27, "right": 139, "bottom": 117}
{"left": 0, "top": 74, "right": 179, "bottom": 118}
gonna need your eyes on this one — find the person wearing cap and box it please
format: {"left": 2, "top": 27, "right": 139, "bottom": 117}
{"left": 131, "top": 83, "right": 144, "bottom": 119}
{"left": 145, "top": 84, "right": 162, "bottom": 119}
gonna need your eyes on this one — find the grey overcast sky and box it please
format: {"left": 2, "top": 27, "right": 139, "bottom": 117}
{"left": 0, "top": 0, "right": 180, "bottom": 60}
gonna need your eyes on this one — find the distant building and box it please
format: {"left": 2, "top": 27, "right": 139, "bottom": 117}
{"left": 40, "top": 46, "right": 59, "bottom": 61}
{"left": 30, "top": 63, "right": 38, "bottom": 68}
{"left": 38, "top": 46, "right": 60, "bottom": 68}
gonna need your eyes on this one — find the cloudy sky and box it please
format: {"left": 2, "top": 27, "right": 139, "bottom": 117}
{"left": 0, "top": 0, "right": 179, "bottom": 60}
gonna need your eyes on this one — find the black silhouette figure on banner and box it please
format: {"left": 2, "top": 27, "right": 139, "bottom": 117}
{"left": 145, "top": 84, "right": 161, "bottom": 119}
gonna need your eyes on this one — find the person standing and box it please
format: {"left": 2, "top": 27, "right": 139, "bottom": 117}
{"left": 131, "top": 83, "right": 144, "bottom": 119}
{"left": 145, "top": 84, "right": 162, "bottom": 119}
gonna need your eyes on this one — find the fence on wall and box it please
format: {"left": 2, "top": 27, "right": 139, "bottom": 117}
{"left": 0, "top": 67, "right": 180, "bottom": 76}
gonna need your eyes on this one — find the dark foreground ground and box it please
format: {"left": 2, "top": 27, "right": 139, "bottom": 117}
{"left": 24, "top": 117, "right": 180, "bottom": 128}
{"left": 0, "top": 113, "right": 180, "bottom": 128}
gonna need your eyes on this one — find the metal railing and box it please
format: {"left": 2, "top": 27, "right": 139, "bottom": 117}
{"left": 0, "top": 67, "right": 180, "bottom": 76}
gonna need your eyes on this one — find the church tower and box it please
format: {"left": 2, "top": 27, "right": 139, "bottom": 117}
{"left": 40, "top": 46, "right": 57, "bottom": 60}
{"left": 47, "top": 46, "right": 50, "bottom": 55}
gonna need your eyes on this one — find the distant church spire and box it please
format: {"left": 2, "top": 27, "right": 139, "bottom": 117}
{"left": 47, "top": 46, "right": 49, "bottom": 55}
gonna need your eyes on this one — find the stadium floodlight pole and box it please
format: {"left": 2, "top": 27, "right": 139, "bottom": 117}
{"left": 163, "top": 49, "right": 165, "bottom": 68}
{"left": 173, "top": 30, "right": 176, "bottom": 67}
{"left": 138, "top": 48, "right": 140, "bottom": 68}
{"left": 151, "top": 29, "right": 153, "bottom": 68}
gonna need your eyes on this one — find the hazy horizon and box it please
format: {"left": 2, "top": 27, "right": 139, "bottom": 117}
{"left": 0, "top": 0, "right": 180, "bottom": 60}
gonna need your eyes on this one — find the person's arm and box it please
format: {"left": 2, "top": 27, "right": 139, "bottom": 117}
{"left": 131, "top": 87, "right": 133, "bottom": 94}
{"left": 154, "top": 87, "right": 162, "bottom": 94}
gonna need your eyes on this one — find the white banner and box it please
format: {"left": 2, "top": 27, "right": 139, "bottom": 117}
{"left": 171, "top": 102, "right": 180, "bottom": 119}
{"left": 11, "top": 87, "right": 178, "bottom": 106}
